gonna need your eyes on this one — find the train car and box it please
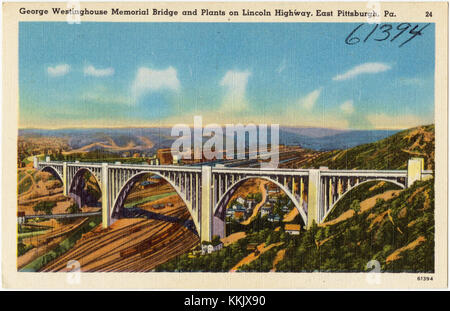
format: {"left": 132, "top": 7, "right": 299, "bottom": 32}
{"left": 130, "top": 227, "right": 141, "bottom": 234}
{"left": 120, "top": 247, "right": 139, "bottom": 258}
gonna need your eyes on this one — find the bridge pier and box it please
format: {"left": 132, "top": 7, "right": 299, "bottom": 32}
{"left": 63, "top": 162, "right": 68, "bottom": 196}
{"left": 307, "top": 169, "right": 320, "bottom": 228}
{"left": 101, "top": 163, "right": 110, "bottom": 228}
{"left": 201, "top": 166, "right": 213, "bottom": 242}
{"left": 408, "top": 157, "right": 424, "bottom": 187}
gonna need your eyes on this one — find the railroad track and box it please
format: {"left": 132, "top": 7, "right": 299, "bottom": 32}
{"left": 41, "top": 206, "right": 199, "bottom": 272}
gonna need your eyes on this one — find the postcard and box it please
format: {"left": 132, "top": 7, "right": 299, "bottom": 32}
{"left": 2, "top": 1, "right": 448, "bottom": 289}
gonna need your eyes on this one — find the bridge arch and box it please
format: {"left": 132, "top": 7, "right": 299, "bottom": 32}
{"left": 322, "top": 178, "right": 405, "bottom": 222}
{"left": 110, "top": 171, "right": 200, "bottom": 236}
{"left": 69, "top": 168, "right": 102, "bottom": 193}
{"left": 68, "top": 168, "right": 103, "bottom": 209}
{"left": 213, "top": 176, "right": 308, "bottom": 235}
{"left": 40, "top": 166, "right": 63, "bottom": 183}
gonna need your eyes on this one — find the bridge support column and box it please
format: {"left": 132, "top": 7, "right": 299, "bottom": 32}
{"left": 101, "top": 163, "right": 110, "bottom": 228}
{"left": 63, "top": 162, "right": 68, "bottom": 196}
{"left": 190, "top": 173, "right": 193, "bottom": 202}
{"left": 201, "top": 166, "right": 213, "bottom": 242}
{"left": 33, "top": 156, "right": 38, "bottom": 169}
{"left": 300, "top": 177, "right": 304, "bottom": 207}
{"left": 328, "top": 178, "right": 333, "bottom": 210}
{"left": 292, "top": 177, "right": 295, "bottom": 197}
{"left": 408, "top": 158, "right": 424, "bottom": 187}
{"left": 307, "top": 169, "right": 320, "bottom": 228}
{"left": 338, "top": 178, "right": 343, "bottom": 196}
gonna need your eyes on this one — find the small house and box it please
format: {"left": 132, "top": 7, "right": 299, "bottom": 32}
{"left": 261, "top": 204, "right": 272, "bottom": 217}
{"left": 17, "top": 211, "right": 25, "bottom": 225}
{"left": 285, "top": 224, "right": 301, "bottom": 235}
{"left": 236, "top": 197, "right": 245, "bottom": 205}
{"left": 268, "top": 214, "right": 281, "bottom": 222}
{"left": 281, "top": 205, "right": 290, "bottom": 213}
{"left": 234, "top": 211, "right": 245, "bottom": 220}
{"left": 226, "top": 209, "right": 235, "bottom": 218}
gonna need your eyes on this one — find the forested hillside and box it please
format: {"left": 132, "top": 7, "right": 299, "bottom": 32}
{"left": 306, "top": 125, "right": 434, "bottom": 170}
{"left": 276, "top": 178, "right": 434, "bottom": 272}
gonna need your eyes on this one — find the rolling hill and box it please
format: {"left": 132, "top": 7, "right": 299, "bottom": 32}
{"left": 18, "top": 126, "right": 398, "bottom": 155}
{"left": 305, "top": 124, "right": 435, "bottom": 170}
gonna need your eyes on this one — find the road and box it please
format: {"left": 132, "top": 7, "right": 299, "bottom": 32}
{"left": 240, "top": 181, "right": 268, "bottom": 225}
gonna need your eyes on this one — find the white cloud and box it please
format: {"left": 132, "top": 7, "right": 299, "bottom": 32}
{"left": 333, "top": 62, "right": 391, "bottom": 81}
{"left": 47, "top": 64, "right": 70, "bottom": 77}
{"left": 220, "top": 70, "right": 251, "bottom": 112}
{"left": 299, "top": 88, "right": 322, "bottom": 110}
{"left": 84, "top": 65, "right": 114, "bottom": 77}
{"left": 131, "top": 66, "right": 180, "bottom": 100}
{"left": 367, "top": 113, "right": 423, "bottom": 129}
{"left": 340, "top": 100, "right": 354, "bottom": 114}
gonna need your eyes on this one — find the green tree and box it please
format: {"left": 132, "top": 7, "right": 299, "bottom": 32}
{"left": 350, "top": 199, "right": 361, "bottom": 214}
{"left": 33, "top": 201, "right": 56, "bottom": 215}
{"left": 66, "top": 203, "right": 81, "bottom": 214}
{"left": 211, "top": 235, "right": 222, "bottom": 246}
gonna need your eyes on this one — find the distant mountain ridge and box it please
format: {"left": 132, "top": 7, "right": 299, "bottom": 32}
{"left": 19, "top": 126, "right": 399, "bottom": 154}
{"left": 279, "top": 127, "right": 398, "bottom": 151}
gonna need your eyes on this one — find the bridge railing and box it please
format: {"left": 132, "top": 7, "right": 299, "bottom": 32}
{"left": 38, "top": 159, "right": 433, "bottom": 172}
{"left": 107, "top": 163, "right": 203, "bottom": 172}
{"left": 38, "top": 161, "right": 63, "bottom": 166}
{"left": 36, "top": 159, "right": 434, "bottom": 182}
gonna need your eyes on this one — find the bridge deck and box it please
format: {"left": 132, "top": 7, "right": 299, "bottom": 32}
{"left": 41, "top": 161, "right": 432, "bottom": 175}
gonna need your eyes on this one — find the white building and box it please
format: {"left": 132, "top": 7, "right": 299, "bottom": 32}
{"left": 285, "top": 224, "right": 301, "bottom": 235}
{"left": 226, "top": 209, "right": 235, "bottom": 217}
{"left": 201, "top": 243, "right": 223, "bottom": 255}
{"left": 268, "top": 189, "right": 280, "bottom": 195}
{"left": 236, "top": 197, "right": 245, "bottom": 205}
{"left": 261, "top": 204, "right": 272, "bottom": 217}
{"left": 246, "top": 202, "right": 253, "bottom": 212}
{"left": 268, "top": 215, "right": 281, "bottom": 222}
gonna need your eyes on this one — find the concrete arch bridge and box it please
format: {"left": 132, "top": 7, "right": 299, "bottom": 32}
{"left": 35, "top": 157, "right": 432, "bottom": 241}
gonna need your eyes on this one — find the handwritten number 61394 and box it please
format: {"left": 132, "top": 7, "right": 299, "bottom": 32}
{"left": 345, "top": 23, "right": 430, "bottom": 47}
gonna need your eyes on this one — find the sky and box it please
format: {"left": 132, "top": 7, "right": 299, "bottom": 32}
{"left": 19, "top": 22, "right": 435, "bottom": 130}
